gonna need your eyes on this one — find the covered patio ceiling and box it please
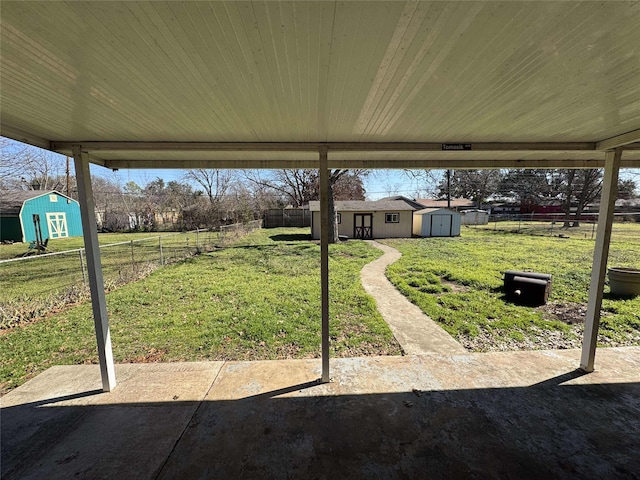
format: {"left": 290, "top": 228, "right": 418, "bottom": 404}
{"left": 2, "top": 1, "right": 640, "bottom": 392}
{"left": 1, "top": 1, "right": 639, "bottom": 167}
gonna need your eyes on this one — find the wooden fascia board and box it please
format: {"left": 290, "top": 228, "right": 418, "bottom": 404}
{"left": 597, "top": 129, "right": 640, "bottom": 150}
{"left": 1, "top": 125, "right": 52, "bottom": 151}
{"left": 102, "top": 157, "right": 640, "bottom": 170}
{"left": 52, "top": 141, "right": 598, "bottom": 153}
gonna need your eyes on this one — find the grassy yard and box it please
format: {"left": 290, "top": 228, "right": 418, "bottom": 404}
{"left": 383, "top": 227, "right": 640, "bottom": 352}
{"left": 0, "top": 230, "right": 220, "bottom": 327}
{"left": 0, "top": 228, "right": 401, "bottom": 394}
{"left": 0, "top": 231, "right": 180, "bottom": 261}
{"left": 473, "top": 220, "right": 639, "bottom": 241}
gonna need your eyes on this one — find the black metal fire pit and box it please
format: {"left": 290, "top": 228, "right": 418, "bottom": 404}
{"left": 504, "top": 270, "right": 552, "bottom": 306}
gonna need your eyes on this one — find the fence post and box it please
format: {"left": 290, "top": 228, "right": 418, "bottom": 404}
{"left": 159, "top": 236, "right": 164, "bottom": 265}
{"left": 79, "top": 249, "right": 87, "bottom": 286}
{"left": 196, "top": 228, "right": 200, "bottom": 252}
{"left": 130, "top": 240, "right": 135, "bottom": 273}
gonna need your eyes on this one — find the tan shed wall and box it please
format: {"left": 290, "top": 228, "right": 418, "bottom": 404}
{"left": 311, "top": 210, "right": 412, "bottom": 239}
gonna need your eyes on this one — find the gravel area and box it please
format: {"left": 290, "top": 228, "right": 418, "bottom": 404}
{"left": 457, "top": 301, "right": 640, "bottom": 352}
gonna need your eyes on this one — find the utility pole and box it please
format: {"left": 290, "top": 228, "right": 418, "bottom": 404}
{"left": 447, "top": 170, "right": 451, "bottom": 209}
{"left": 66, "top": 156, "right": 70, "bottom": 197}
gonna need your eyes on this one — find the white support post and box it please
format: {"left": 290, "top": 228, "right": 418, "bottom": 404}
{"left": 73, "top": 146, "right": 117, "bottom": 391}
{"left": 319, "top": 147, "right": 330, "bottom": 383}
{"left": 580, "top": 148, "right": 622, "bottom": 372}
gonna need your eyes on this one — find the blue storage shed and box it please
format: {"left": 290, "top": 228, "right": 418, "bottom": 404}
{"left": 0, "top": 190, "right": 83, "bottom": 242}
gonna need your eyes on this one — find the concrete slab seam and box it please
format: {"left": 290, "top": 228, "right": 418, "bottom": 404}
{"left": 152, "top": 360, "right": 227, "bottom": 480}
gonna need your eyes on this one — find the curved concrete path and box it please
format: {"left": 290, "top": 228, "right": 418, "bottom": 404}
{"left": 361, "top": 241, "right": 466, "bottom": 355}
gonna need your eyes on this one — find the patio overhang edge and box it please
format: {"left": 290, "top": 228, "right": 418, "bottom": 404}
{"left": 96, "top": 157, "right": 640, "bottom": 170}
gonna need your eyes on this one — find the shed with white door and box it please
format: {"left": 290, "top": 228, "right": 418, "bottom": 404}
{"left": 413, "top": 208, "right": 461, "bottom": 237}
{"left": 309, "top": 200, "right": 416, "bottom": 240}
{"left": 0, "top": 190, "right": 83, "bottom": 243}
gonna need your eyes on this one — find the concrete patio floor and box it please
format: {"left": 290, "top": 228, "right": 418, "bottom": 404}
{"left": 2, "top": 347, "right": 639, "bottom": 480}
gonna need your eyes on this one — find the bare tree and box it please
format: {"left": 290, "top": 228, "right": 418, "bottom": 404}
{"left": 437, "top": 170, "right": 502, "bottom": 208}
{"left": 185, "top": 169, "right": 234, "bottom": 205}
{"left": 243, "top": 169, "right": 316, "bottom": 207}
{"left": 243, "top": 169, "right": 367, "bottom": 242}
{"left": 406, "top": 169, "right": 444, "bottom": 198}
{"left": 555, "top": 169, "right": 602, "bottom": 227}
{"left": 618, "top": 178, "right": 637, "bottom": 199}
{"left": 0, "top": 138, "right": 68, "bottom": 191}
{"left": 0, "top": 138, "right": 30, "bottom": 188}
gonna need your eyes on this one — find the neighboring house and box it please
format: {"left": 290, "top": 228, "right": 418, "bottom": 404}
{"left": 413, "top": 208, "right": 461, "bottom": 237}
{"left": 0, "top": 190, "right": 83, "bottom": 242}
{"left": 376, "top": 196, "right": 427, "bottom": 210}
{"left": 309, "top": 200, "right": 417, "bottom": 240}
{"left": 415, "top": 198, "right": 476, "bottom": 211}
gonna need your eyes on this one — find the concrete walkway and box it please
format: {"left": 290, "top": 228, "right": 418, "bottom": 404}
{"left": 3, "top": 348, "right": 640, "bottom": 479}
{"left": 361, "top": 241, "right": 466, "bottom": 355}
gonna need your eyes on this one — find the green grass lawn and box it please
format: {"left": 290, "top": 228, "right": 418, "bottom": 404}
{"left": 0, "top": 231, "right": 181, "bottom": 261}
{"left": 473, "top": 220, "right": 639, "bottom": 241}
{"left": 0, "top": 228, "right": 401, "bottom": 394}
{"left": 383, "top": 227, "right": 640, "bottom": 351}
{"left": 0, "top": 230, "right": 220, "bottom": 327}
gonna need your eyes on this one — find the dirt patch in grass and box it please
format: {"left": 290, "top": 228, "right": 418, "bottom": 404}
{"left": 459, "top": 326, "right": 582, "bottom": 352}
{"left": 539, "top": 302, "right": 587, "bottom": 325}
{"left": 128, "top": 348, "right": 168, "bottom": 363}
{"left": 439, "top": 278, "right": 469, "bottom": 294}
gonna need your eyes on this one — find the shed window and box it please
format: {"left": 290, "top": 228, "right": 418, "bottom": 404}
{"left": 336, "top": 213, "right": 341, "bottom": 224}
{"left": 49, "top": 194, "right": 58, "bottom": 202}
{"left": 385, "top": 213, "right": 399, "bottom": 223}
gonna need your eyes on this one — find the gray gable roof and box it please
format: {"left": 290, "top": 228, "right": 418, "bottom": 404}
{"left": 309, "top": 200, "right": 417, "bottom": 212}
{"left": 414, "top": 208, "right": 461, "bottom": 216}
{"left": 375, "top": 196, "right": 425, "bottom": 210}
{"left": 0, "top": 190, "right": 56, "bottom": 216}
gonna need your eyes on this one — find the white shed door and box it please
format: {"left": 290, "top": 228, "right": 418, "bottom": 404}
{"left": 430, "top": 214, "right": 451, "bottom": 237}
{"left": 46, "top": 212, "right": 68, "bottom": 238}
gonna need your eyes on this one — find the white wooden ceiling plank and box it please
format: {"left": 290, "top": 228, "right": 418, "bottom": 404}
{"left": 414, "top": 4, "right": 545, "bottom": 139}
{"left": 327, "top": 2, "right": 401, "bottom": 140}
{"left": 59, "top": 2, "right": 173, "bottom": 138}
{"left": 194, "top": 2, "right": 264, "bottom": 140}
{"left": 360, "top": 2, "right": 447, "bottom": 138}
{"left": 248, "top": 2, "right": 294, "bottom": 138}
{"left": 229, "top": 2, "right": 287, "bottom": 139}
{"left": 1, "top": 1, "right": 639, "bottom": 148}
{"left": 313, "top": 1, "right": 337, "bottom": 142}
{"left": 162, "top": 2, "right": 248, "bottom": 138}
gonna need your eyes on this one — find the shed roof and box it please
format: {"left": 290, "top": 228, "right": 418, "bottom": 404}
{"left": 375, "top": 196, "right": 426, "bottom": 210}
{"left": 0, "top": 190, "right": 58, "bottom": 216}
{"left": 1, "top": 1, "right": 639, "bottom": 168}
{"left": 309, "top": 200, "right": 417, "bottom": 212}
{"left": 414, "top": 208, "right": 461, "bottom": 215}
{"left": 416, "top": 198, "right": 477, "bottom": 209}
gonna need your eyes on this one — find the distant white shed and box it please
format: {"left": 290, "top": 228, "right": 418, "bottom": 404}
{"left": 413, "top": 208, "right": 461, "bottom": 237}
{"left": 461, "top": 209, "right": 489, "bottom": 225}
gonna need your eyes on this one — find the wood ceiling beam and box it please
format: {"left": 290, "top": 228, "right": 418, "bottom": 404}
{"left": 101, "top": 157, "right": 640, "bottom": 170}
{"left": 597, "top": 128, "right": 640, "bottom": 150}
{"left": 52, "top": 141, "right": 598, "bottom": 153}
{"left": 1, "top": 125, "right": 52, "bottom": 151}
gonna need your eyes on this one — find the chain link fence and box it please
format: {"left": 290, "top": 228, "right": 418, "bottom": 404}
{"left": 0, "top": 220, "right": 262, "bottom": 328}
{"left": 469, "top": 214, "right": 639, "bottom": 242}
